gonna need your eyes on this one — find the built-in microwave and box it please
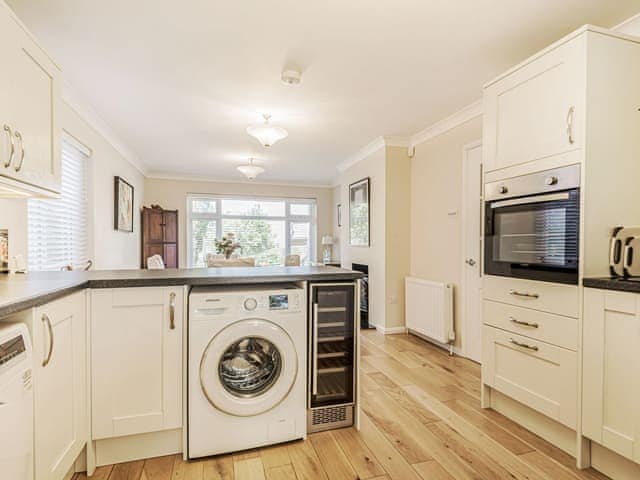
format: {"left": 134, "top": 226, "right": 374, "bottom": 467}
{"left": 484, "top": 165, "right": 580, "bottom": 285}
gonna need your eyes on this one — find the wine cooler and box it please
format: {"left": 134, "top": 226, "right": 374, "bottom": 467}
{"left": 307, "top": 282, "right": 357, "bottom": 433}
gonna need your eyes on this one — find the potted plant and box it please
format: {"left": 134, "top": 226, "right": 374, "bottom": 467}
{"left": 215, "top": 233, "right": 241, "bottom": 259}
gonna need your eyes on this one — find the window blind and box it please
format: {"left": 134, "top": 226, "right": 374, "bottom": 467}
{"left": 28, "top": 140, "right": 89, "bottom": 271}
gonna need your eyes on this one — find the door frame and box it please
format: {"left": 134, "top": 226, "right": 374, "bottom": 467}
{"left": 460, "top": 139, "right": 483, "bottom": 362}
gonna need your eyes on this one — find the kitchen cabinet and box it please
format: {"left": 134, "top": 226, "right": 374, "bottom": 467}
{"left": 141, "top": 206, "right": 179, "bottom": 268}
{"left": 91, "top": 287, "right": 183, "bottom": 439}
{"left": 583, "top": 288, "right": 640, "bottom": 464}
{"left": 33, "top": 291, "right": 87, "bottom": 480}
{"left": 483, "top": 33, "right": 585, "bottom": 173}
{"left": 0, "top": 1, "right": 61, "bottom": 196}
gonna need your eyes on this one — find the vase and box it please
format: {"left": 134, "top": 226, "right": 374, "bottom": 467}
{"left": 225, "top": 251, "right": 232, "bottom": 259}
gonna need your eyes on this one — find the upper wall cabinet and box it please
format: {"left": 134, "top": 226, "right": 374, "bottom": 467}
{"left": 483, "top": 32, "right": 586, "bottom": 173}
{"left": 0, "top": 1, "right": 61, "bottom": 197}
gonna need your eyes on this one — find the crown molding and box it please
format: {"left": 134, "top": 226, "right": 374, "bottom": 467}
{"left": 409, "top": 100, "right": 482, "bottom": 149}
{"left": 61, "top": 81, "right": 148, "bottom": 176}
{"left": 146, "top": 171, "right": 334, "bottom": 189}
{"left": 337, "top": 135, "right": 410, "bottom": 172}
{"left": 612, "top": 12, "right": 640, "bottom": 34}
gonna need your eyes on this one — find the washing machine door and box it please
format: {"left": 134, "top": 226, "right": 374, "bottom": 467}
{"left": 200, "top": 318, "right": 298, "bottom": 417}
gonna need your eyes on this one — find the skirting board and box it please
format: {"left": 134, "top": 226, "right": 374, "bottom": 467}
{"left": 407, "top": 329, "right": 464, "bottom": 356}
{"left": 592, "top": 442, "right": 640, "bottom": 480}
{"left": 374, "top": 324, "right": 408, "bottom": 335}
{"left": 95, "top": 428, "right": 182, "bottom": 467}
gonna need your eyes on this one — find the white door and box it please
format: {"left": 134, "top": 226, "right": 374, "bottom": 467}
{"left": 91, "top": 287, "right": 183, "bottom": 439}
{"left": 33, "top": 291, "right": 86, "bottom": 480}
{"left": 462, "top": 142, "right": 483, "bottom": 363}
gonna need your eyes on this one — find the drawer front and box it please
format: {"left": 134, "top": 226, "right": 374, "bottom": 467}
{"left": 483, "top": 300, "right": 578, "bottom": 351}
{"left": 483, "top": 275, "right": 578, "bottom": 318}
{"left": 482, "top": 325, "right": 577, "bottom": 428}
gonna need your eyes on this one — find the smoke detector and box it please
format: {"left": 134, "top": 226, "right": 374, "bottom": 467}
{"left": 281, "top": 69, "right": 301, "bottom": 86}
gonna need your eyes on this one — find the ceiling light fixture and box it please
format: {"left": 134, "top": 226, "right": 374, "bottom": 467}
{"left": 237, "top": 158, "right": 265, "bottom": 180}
{"left": 246, "top": 114, "right": 288, "bottom": 147}
{"left": 281, "top": 69, "right": 301, "bottom": 85}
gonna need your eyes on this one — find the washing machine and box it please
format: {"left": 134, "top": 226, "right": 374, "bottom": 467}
{"left": 188, "top": 284, "right": 307, "bottom": 458}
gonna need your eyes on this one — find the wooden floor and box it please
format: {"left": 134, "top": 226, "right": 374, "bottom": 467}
{"left": 74, "top": 330, "right": 610, "bottom": 480}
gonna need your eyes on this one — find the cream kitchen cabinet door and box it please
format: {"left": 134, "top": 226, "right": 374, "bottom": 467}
{"left": 33, "top": 291, "right": 87, "bottom": 480}
{"left": 583, "top": 288, "right": 640, "bottom": 464}
{"left": 483, "top": 32, "right": 585, "bottom": 173}
{"left": 91, "top": 287, "right": 183, "bottom": 439}
{"left": 0, "top": 1, "right": 61, "bottom": 195}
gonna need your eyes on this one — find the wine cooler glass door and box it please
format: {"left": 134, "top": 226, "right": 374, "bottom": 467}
{"left": 310, "top": 284, "right": 356, "bottom": 408}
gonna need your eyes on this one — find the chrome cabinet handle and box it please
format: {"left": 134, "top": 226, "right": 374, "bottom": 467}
{"left": 312, "top": 303, "right": 319, "bottom": 395}
{"left": 169, "top": 292, "right": 176, "bottom": 330}
{"left": 465, "top": 258, "right": 476, "bottom": 266}
{"left": 509, "top": 289, "right": 539, "bottom": 299}
{"left": 566, "top": 106, "right": 575, "bottom": 145}
{"left": 509, "top": 338, "right": 539, "bottom": 352}
{"left": 509, "top": 316, "right": 539, "bottom": 328}
{"left": 3, "top": 125, "right": 14, "bottom": 168}
{"left": 13, "top": 131, "right": 24, "bottom": 172}
{"left": 41, "top": 313, "right": 54, "bottom": 367}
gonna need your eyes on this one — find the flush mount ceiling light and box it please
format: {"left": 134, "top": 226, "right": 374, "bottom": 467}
{"left": 237, "top": 158, "right": 265, "bottom": 180}
{"left": 281, "top": 69, "right": 301, "bottom": 85}
{"left": 246, "top": 114, "right": 288, "bottom": 147}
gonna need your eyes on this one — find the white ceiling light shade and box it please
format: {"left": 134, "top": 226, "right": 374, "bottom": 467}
{"left": 281, "top": 69, "right": 301, "bottom": 85}
{"left": 237, "top": 158, "right": 265, "bottom": 180}
{"left": 246, "top": 114, "right": 288, "bottom": 147}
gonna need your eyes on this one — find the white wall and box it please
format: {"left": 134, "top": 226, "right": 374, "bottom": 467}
{"left": 143, "top": 178, "right": 333, "bottom": 267}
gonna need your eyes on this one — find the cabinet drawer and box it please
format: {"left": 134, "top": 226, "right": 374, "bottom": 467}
{"left": 483, "top": 276, "right": 578, "bottom": 318}
{"left": 482, "top": 325, "right": 577, "bottom": 428}
{"left": 483, "top": 300, "right": 578, "bottom": 351}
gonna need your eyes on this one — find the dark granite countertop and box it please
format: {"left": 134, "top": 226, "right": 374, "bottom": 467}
{"left": 0, "top": 266, "right": 362, "bottom": 318}
{"left": 583, "top": 277, "right": 640, "bottom": 293}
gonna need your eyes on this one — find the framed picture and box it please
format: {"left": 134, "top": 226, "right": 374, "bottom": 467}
{"left": 114, "top": 176, "right": 134, "bottom": 232}
{"left": 337, "top": 203, "right": 342, "bottom": 227}
{"left": 349, "top": 177, "right": 370, "bottom": 246}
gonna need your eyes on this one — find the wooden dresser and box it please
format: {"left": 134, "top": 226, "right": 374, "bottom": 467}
{"left": 141, "top": 206, "right": 178, "bottom": 268}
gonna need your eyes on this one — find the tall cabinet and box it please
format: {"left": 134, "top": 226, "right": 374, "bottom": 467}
{"left": 141, "top": 206, "right": 179, "bottom": 268}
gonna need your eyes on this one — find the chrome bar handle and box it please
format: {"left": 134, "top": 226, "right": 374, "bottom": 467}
{"left": 566, "top": 106, "right": 575, "bottom": 144}
{"left": 509, "top": 338, "right": 539, "bottom": 352}
{"left": 13, "top": 131, "right": 24, "bottom": 172}
{"left": 509, "top": 316, "right": 539, "bottom": 328}
{"left": 169, "top": 292, "right": 176, "bottom": 330}
{"left": 3, "top": 125, "right": 14, "bottom": 168}
{"left": 312, "top": 303, "right": 319, "bottom": 395}
{"left": 41, "top": 313, "right": 54, "bottom": 367}
{"left": 509, "top": 289, "right": 539, "bottom": 299}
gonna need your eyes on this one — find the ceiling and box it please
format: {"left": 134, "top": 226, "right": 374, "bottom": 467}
{"left": 7, "top": 0, "right": 640, "bottom": 185}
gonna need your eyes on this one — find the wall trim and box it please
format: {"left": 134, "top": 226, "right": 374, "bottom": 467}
{"left": 612, "top": 12, "right": 640, "bottom": 33}
{"left": 337, "top": 135, "right": 409, "bottom": 173}
{"left": 374, "top": 324, "right": 408, "bottom": 335}
{"left": 62, "top": 82, "right": 148, "bottom": 176}
{"left": 409, "top": 100, "right": 483, "bottom": 149}
{"left": 146, "top": 172, "right": 334, "bottom": 189}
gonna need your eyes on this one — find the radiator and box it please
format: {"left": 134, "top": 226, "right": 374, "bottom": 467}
{"left": 405, "top": 277, "right": 455, "bottom": 345}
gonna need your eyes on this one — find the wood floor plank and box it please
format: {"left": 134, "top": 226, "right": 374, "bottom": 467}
{"left": 359, "top": 356, "right": 379, "bottom": 374}
{"left": 109, "top": 460, "right": 145, "bottom": 480}
{"left": 412, "top": 460, "right": 455, "bottom": 480}
{"left": 358, "top": 413, "right": 422, "bottom": 480}
{"left": 140, "top": 455, "right": 175, "bottom": 480}
{"left": 260, "top": 444, "right": 292, "bottom": 469}
{"left": 309, "top": 431, "right": 358, "bottom": 479}
{"left": 74, "top": 465, "right": 114, "bottom": 480}
{"left": 520, "top": 451, "right": 585, "bottom": 480}
{"left": 360, "top": 371, "right": 382, "bottom": 392}
{"left": 202, "top": 455, "right": 234, "bottom": 480}
{"left": 331, "top": 427, "right": 386, "bottom": 479}
{"left": 234, "top": 456, "right": 266, "bottom": 480}
{"left": 266, "top": 464, "right": 298, "bottom": 480}
{"left": 287, "top": 439, "right": 329, "bottom": 480}
{"left": 171, "top": 456, "right": 204, "bottom": 480}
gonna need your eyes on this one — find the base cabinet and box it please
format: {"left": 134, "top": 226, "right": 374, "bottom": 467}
{"left": 33, "top": 291, "right": 87, "bottom": 480}
{"left": 583, "top": 288, "right": 640, "bottom": 464}
{"left": 91, "top": 287, "right": 183, "bottom": 439}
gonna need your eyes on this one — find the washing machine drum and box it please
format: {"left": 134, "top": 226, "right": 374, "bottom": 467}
{"left": 200, "top": 318, "right": 298, "bottom": 416}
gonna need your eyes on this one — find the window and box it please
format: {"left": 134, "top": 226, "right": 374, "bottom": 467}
{"left": 28, "top": 140, "right": 90, "bottom": 271}
{"left": 187, "top": 195, "right": 316, "bottom": 267}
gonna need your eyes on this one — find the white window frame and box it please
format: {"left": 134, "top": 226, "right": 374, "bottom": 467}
{"left": 186, "top": 194, "right": 317, "bottom": 267}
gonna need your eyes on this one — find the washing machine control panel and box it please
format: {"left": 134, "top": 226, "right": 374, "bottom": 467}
{"left": 241, "top": 290, "right": 303, "bottom": 313}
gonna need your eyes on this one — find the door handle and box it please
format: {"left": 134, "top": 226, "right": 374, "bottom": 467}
{"left": 509, "top": 289, "right": 539, "bottom": 299}
{"left": 509, "top": 338, "right": 539, "bottom": 352}
{"left": 312, "top": 303, "right": 319, "bottom": 395}
{"left": 509, "top": 316, "right": 539, "bottom": 328}
{"left": 465, "top": 258, "right": 476, "bottom": 266}
{"left": 169, "top": 292, "right": 176, "bottom": 330}
{"left": 3, "top": 125, "right": 14, "bottom": 168}
{"left": 41, "top": 313, "right": 54, "bottom": 367}
{"left": 566, "top": 106, "right": 575, "bottom": 145}
{"left": 13, "top": 131, "right": 24, "bottom": 172}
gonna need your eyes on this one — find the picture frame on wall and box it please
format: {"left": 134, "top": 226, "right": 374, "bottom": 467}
{"left": 114, "top": 176, "right": 134, "bottom": 232}
{"left": 349, "top": 177, "right": 370, "bottom": 246}
{"left": 337, "top": 203, "right": 342, "bottom": 227}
